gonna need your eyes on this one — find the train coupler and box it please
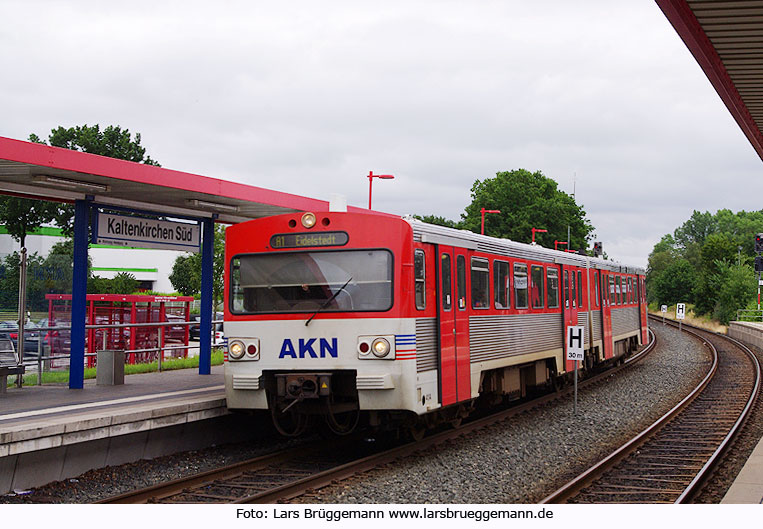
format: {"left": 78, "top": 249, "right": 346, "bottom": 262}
{"left": 275, "top": 373, "right": 332, "bottom": 400}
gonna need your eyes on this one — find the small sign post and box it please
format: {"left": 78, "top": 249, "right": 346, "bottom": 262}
{"left": 661, "top": 304, "right": 667, "bottom": 325}
{"left": 567, "top": 325, "right": 585, "bottom": 413}
{"left": 676, "top": 303, "right": 686, "bottom": 332}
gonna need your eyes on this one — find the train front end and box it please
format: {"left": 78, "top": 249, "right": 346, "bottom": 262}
{"left": 224, "top": 212, "right": 417, "bottom": 436}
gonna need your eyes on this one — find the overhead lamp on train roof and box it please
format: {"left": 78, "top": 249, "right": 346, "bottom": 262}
{"left": 301, "top": 212, "right": 317, "bottom": 229}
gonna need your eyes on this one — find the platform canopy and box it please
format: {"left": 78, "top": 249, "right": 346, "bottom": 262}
{"left": 0, "top": 135, "right": 369, "bottom": 224}
{"left": 658, "top": 0, "right": 763, "bottom": 161}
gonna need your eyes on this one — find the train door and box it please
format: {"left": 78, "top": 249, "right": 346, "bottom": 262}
{"left": 437, "top": 246, "right": 471, "bottom": 406}
{"left": 562, "top": 266, "right": 579, "bottom": 373}
{"left": 600, "top": 271, "right": 614, "bottom": 359}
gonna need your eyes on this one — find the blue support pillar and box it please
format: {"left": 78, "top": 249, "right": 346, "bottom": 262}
{"left": 69, "top": 200, "right": 90, "bottom": 389}
{"left": 199, "top": 218, "right": 214, "bottom": 375}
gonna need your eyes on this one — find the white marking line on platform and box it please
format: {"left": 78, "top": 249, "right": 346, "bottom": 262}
{"left": 0, "top": 385, "right": 225, "bottom": 422}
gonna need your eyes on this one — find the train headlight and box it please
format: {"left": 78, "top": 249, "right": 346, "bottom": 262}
{"left": 301, "top": 212, "right": 317, "bottom": 228}
{"left": 229, "top": 340, "right": 246, "bottom": 360}
{"left": 357, "top": 335, "right": 395, "bottom": 359}
{"left": 372, "top": 338, "right": 390, "bottom": 358}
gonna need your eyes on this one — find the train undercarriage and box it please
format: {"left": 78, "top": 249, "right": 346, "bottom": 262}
{"left": 259, "top": 334, "right": 642, "bottom": 438}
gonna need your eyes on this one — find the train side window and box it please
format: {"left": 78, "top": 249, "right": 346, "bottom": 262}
{"left": 564, "top": 270, "right": 569, "bottom": 308}
{"left": 609, "top": 276, "right": 615, "bottom": 305}
{"left": 531, "top": 265, "right": 544, "bottom": 309}
{"left": 441, "top": 254, "right": 452, "bottom": 311}
{"left": 594, "top": 271, "right": 599, "bottom": 307}
{"left": 630, "top": 278, "right": 635, "bottom": 303}
{"left": 633, "top": 277, "right": 638, "bottom": 303}
{"left": 547, "top": 268, "right": 559, "bottom": 308}
{"left": 514, "top": 263, "right": 528, "bottom": 309}
{"left": 576, "top": 270, "right": 583, "bottom": 308}
{"left": 471, "top": 258, "right": 490, "bottom": 309}
{"left": 570, "top": 269, "right": 576, "bottom": 308}
{"left": 615, "top": 276, "right": 621, "bottom": 305}
{"left": 414, "top": 249, "right": 426, "bottom": 310}
{"left": 457, "top": 255, "right": 467, "bottom": 310}
{"left": 493, "top": 260, "right": 510, "bottom": 309}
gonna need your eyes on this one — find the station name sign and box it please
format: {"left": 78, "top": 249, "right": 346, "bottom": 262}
{"left": 270, "top": 231, "right": 349, "bottom": 249}
{"left": 94, "top": 212, "right": 200, "bottom": 252}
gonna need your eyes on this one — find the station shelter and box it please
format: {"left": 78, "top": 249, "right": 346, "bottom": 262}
{"left": 0, "top": 135, "right": 373, "bottom": 389}
{"left": 45, "top": 293, "right": 194, "bottom": 368}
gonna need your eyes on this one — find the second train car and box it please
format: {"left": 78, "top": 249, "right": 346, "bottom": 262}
{"left": 224, "top": 211, "right": 648, "bottom": 437}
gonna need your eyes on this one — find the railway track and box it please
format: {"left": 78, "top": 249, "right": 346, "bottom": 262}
{"left": 541, "top": 317, "right": 760, "bottom": 504}
{"left": 99, "top": 332, "right": 657, "bottom": 504}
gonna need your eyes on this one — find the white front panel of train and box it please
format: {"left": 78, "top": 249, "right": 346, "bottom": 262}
{"left": 224, "top": 318, "right": 428, "bottom": 414}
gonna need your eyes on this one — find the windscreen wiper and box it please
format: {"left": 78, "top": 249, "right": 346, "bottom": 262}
{"left": 305, "top": 276, "right": 353, "bottom": 326}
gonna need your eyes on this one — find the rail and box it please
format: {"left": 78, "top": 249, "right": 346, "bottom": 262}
{"left": 100, "top": 330, "right": 658, "bottom": 504}
{"left": 540, "top": 316, "right": 760, "bottom": 503}
{"left": 2, "top": 319, "right": 224, "bottom": 386}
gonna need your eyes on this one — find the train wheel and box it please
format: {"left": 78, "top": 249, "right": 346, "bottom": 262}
{"left": 270, "top": 404, "right": 308, "bottom": 437}
{"left": 324, "top": 401, "right": 360, "bottom": 436}
{"left": 404, "top": 422, "right": 426, "bottom": 442}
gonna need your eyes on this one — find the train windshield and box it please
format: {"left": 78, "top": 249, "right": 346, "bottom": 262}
{"left": 230, "top": 250, "right": 393, "bottom": 314}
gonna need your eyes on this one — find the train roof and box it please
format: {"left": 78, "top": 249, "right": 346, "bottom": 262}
{"left": 404, "top": 216, "right": 645, "bottom": 275}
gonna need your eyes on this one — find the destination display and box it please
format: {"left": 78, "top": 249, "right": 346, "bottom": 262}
{"left": 94, "top": 211, "right": 200, "bottom": 252}
{"left": 270, "top": 231, "right": 349, "bottom": 249}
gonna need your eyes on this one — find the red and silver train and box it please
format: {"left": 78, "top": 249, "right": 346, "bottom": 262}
{"left": 224, "top": 211, "right": 648, "bottom": 436}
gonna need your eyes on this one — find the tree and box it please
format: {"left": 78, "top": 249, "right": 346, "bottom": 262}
{"left": 25, "top": 124, "right": 160, "bottom": 237}
{"left": 459, "top": 169, "right": 594, "bottom": 249}
{"left": 412, "top": 215, "right": 462, "bottom": 229}
{"left": 713, "top": 262, "right": 755, "bottom": 324}
{"left": 652, "top": 259, "right": 695, "bottom": 306}
{"left": 169, "top": 224, "right": 226, "bottom": 308}
{"left": 0, "top": 198, "right": 60, "bottom": 248}
{"left": 110, "top": 272, "right": 139, "bottom": 295}
{"left": 693, "top": 234, "right": 738, "bottom": 316}
{"left": 169, "top": 254, "right": 200, "bottom": 297}
{"left": 646, "top": 234, "right": 679, "bottom": 304}
{"left": 30, "top": 124, "right": 160, "bottom": 165}
{"left": 646, "top": 207, "right": 763, "bottom": 322}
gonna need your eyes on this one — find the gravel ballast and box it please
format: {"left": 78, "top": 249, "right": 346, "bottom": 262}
{"left": 0, "top": 323, "right": 725, "bottom": 503}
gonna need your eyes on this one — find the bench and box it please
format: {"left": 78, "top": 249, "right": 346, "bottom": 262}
{"left": 0, "top": 337, "right": 25, "bottom": 394}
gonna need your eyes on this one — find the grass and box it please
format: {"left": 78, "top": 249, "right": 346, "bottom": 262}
{"left": 648, "top": 303, "right": 728, "bottom": 334}
{"left": 7, "top": 349, "right": 224, "bottom": 387}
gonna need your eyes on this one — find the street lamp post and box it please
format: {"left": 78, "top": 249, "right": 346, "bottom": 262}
{"left": 367, "top": 171, "right": 395, "bottom": 209}
{"left": 531, "top": 228, "right": 547, "bottom": 244}
{"left": 554, "top": 240, "right": 568, "bottom": 251}
{"left": 480, "top": 208, "right": 501, "bottom": 235}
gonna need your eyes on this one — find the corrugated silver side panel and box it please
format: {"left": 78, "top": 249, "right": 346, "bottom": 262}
{"left": 416, "top": 318, "right": 438, "bottom": 373}
{"left": 469, "top": 313, "right": 563, "bottom": 363}
{"left": 612, "top": 307, "right": 639, "bottom": 336}
{"left": 591, "top": 310, "right": 602, "bottom": 341}
{"left": 576, "top": 312, "right": 592, "bottom": 346}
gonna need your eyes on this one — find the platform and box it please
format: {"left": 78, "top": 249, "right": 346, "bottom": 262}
{"left": 0, "top": 365, "right": 252, "bottom": 494}
{"left": 722, "top": 321, "right": 763, "bottom": 503}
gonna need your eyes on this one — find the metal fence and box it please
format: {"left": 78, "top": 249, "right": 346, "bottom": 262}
{"left": 736, "top": 309, "right": 763, "bottom": 322}
{"left": 5, "top": 319, "right": 223, "bottom": 386}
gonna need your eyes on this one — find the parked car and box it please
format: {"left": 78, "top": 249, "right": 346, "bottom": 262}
{"left": 189, "top": 313, "right": 224, "bottom": 345}
{"left": 0, "top": 320, "right": 41, "bottom": 358}
{"left": 164, "top": 315, "right": 188, "bottom": 343}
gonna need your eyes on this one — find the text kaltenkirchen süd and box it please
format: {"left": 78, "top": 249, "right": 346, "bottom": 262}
{"left": 237, "top": 507, "right": 554, "bottom": 523}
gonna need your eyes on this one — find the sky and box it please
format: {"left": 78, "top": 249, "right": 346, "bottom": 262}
{"left": 1, "top": 0, "right": 762, "bottom": 269}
